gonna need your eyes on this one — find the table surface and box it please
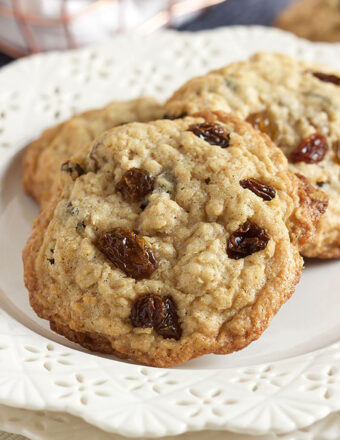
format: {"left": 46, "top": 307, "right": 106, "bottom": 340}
{"left": 0, "top": 0, "right": 291, "bottom": 438}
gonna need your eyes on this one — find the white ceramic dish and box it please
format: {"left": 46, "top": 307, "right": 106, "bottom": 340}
{"left": 0, "top": 406, "right": 340, "bottom": 440}
{"left": 0, "top": 26, "right": 339, "bottom": 438}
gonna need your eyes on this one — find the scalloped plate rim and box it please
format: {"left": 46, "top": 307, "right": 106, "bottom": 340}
{"left": 0, "top": 26, "right": 339, "bottom": 438}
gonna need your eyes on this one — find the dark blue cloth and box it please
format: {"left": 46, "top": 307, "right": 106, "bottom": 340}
{"left": 0, "top": 52, "right": 12, "bottom": 67}
{"left": 180, "top": 0, "right": 291, "bottom": 30}
{"left": 0, "top": 0, "right": 291, "bottom": 67}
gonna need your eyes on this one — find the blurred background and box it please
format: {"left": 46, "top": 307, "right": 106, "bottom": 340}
{"left": 0, "top": 0, "right": 314, "bottom": 67}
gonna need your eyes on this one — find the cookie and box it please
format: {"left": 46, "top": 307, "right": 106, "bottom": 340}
{"left": 23, "top": 111, "right": 326, "bottom": 367}
{"left": 23, "top": 98, "right": 164, "bottom": 207}
{"left": 276, "top": 0, "right": 340, "bottom": 42}
{"left": 165, "top": 52, "right": 337, "bottom": 258}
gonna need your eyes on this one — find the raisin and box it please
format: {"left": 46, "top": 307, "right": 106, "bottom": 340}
{"left": 316, "top": 181, "right": 326, "bottom": 187}
{"left": 240, "top": 178, "right": 276, "bottom": 201}
{"left": 140, "top": 201, "right": 149, "bottom": 211}
{"left": 155, "top": 296, "right": 182, "bottom": 340}
{"left": 48, "top": 258, "right": 55, "bottom": 265}
{"left": 130, "top": 293, "right": 164, "bottom": 328}
{"left": 333, "top": 140, "right": 340, "bottom": 163}
{"left": 131, "top": 294, "right": 182, "bottom": 340}
{"left": 163, "top": 113, "right": 187, "bottom": 120}
{"left": 61, "top": 161, "right": 85, "bottom": 180}
{"left": 246, "top": 111, "right": 279, "bottom": 141}
{"left": 312, "top": 72, "right": 340, "bottom": 86}
{"left": 189, "top": 123, "right": 230, "bottom": 148}
{"left": 290, "top": 133, "right": 328, "bottom": 164}
{"left": 116, "top": 168, "right": 155, "bottom": 202}
{"left": 227, "top": 221, "right": 269, "bottom": 260}
{"left": 97, "top": 228, "right": 157, "bottom": 280}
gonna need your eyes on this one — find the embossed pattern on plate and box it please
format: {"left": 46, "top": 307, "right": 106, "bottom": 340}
{"left": 0, "top": 406, "right": 340, "bottom": 440}
{"left": 0, "top": 27, "right": 340, "bottom": 438}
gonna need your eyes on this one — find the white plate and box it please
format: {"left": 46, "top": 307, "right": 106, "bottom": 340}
{"left": 0, "top": 406, "right": 340, "bottom": 440}
{"left": 0, "top": 26, "right": 340, "bottom": 438}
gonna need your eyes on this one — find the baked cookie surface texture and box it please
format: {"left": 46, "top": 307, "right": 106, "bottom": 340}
{"left": 165, "top": 53, "right": 337, "bottom": 257}
{"left": 23, "top": 112, "right": 324, "bottom": 367}
{"left": 23, "top": 98, "right": 164, "bottom": 207}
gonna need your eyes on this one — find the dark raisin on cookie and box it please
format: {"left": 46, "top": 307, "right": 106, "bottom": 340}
{"left": 189, "top": 123, "right": 230, "bottom": 148}
{"left": 131, "top": 294, "right": 182, "bottom": 340}
{"left": 155, "top": 296, "right": 182, "bottom": 340}
{"left": 227, "top": 221, "right": 270, "bottom": 260}
{"left": 316, "top": 181, "right": 326, "bottom": 187}
{"left": 97, "top": 228, "right": 157, "bottom": 280}
{"left": 240, "top": 178, "right": 276, "bottom": 201}
{"left": 290, "top": 133, "right": 328, "bottom": 164}
{"left": 312, "top": 72, "right": 340, "bottom": 86}
{"left": 61, "top": 161, "right": 85, "bottom": 180}
{"left": 47, "top": 258, "right": 55, "bottom": 265}
{"left": 139, "top": 201, "right": 149, "bottom": 211}
{"left": 333, "top": 140, "right": 340, "bottom": 163}
{"left": 130, "top": 293, "right": 164, "bottom": 328}
{"left": 246, "top": 110, "right": 279, "bottom": 141}
{"left": 116, "top": 168, "right": 155, "bottom": 202}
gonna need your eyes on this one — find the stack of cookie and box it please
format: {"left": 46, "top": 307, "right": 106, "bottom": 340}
{"left": 23, "top": 52, "right": 339, "bottom": 367}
